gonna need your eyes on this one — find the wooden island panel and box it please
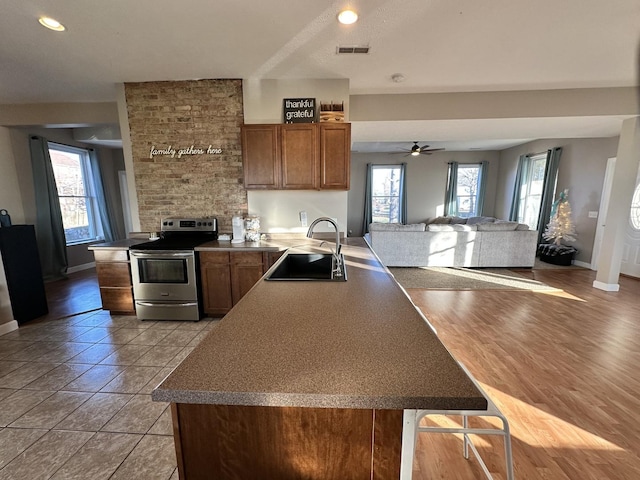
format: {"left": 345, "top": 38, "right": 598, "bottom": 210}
{"left": 171, "top": 403, "right": 403, "bottom": 480}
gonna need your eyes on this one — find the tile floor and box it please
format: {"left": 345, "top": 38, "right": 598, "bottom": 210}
{"left": 0, "top": 310, "right": 219, "bottom": 479}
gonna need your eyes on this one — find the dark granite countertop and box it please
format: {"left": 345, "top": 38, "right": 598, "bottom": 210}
{"left": 152, "top": 239, "right": 487, "bottom": 411}
{"left": 87, "top": 238, "right": 149, "bottom": 250}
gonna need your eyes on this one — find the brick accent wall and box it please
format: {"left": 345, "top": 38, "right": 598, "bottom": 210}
{"left": 124, "top": 79, "right": 246, "bottom": 233}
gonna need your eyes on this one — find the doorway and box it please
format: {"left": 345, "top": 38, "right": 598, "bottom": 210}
{"left": 620, "top": 167, "right": 640, "bottom": 278}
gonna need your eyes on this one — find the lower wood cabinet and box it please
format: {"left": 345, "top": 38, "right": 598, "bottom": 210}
{"left": 199, "top": 252, "right": 234, "bottom": 316}
{"left": 200, "top": 250, "right": 284, "bottom": 316}
{"left": 171, "top": 403, "right": 403, "bottom": 479}
{"left": 93, "top": 249, "right": 135, "bottom": 314}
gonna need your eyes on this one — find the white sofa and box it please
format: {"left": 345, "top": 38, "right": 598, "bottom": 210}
{"left": 364, "top": 218, "right": 538, "bottom": 268}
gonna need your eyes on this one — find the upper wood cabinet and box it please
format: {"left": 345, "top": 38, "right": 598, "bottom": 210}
{"left": 241, "top": 125, "right": 280, "bottom": 189}
{"left": 242, "top": 123, "right": 350, "bottom": 190}
{"left": 319, "top": 123, "right": 350, "bottom": 190}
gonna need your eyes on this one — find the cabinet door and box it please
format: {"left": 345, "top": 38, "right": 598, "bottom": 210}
{"left": 319, "top": 123, "right": 351, "bottom": 190}
{"left": 242, "top": 125, "right": 280, "bottom": 189}
{"left": 96, "top": 262, "right": 132, "bottom": 287}
{"left": 264, "top": 251, "right": 285, "bottom": 268}
{"left": 281, "top": 124, "right": 318, "bottom": 190}
{"left": 93, "top": 249, "right": 135, "bottom": 314}
{"left": 99, "top": 288, "right": 135, "bottom": 314}
{"left": 200, "top": 252, "right": 233, "bottom": 316}
{"left": 230, "top": 252, "right": 264, "bottom": 305}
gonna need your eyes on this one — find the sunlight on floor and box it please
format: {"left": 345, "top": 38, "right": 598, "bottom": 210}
{"left": 478, "top": 382, "right": 624, "bottom": 452}
{"left": 429, "top": 267, "right": 563, "bottom": 291}
{"left": 538, "top": 289, "right": 586, "bottom": 301}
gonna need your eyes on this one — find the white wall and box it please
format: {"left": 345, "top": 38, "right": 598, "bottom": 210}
{"left": 496, "top": 136, "right": 620, "bottom": 264}
{"left": 0, "top": 126, "right": 26, "bottom": 328}
{"left": 246, "top": 191, "right": 348, "bottom": 235}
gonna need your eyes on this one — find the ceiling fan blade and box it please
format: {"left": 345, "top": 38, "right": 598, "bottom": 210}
{"left": 421, "top": 148, "right": 445, "bottom": 153}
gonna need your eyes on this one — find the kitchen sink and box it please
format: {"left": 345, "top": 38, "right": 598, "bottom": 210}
{"left": 265, "top": 253, "right": 347, "bottom": 281}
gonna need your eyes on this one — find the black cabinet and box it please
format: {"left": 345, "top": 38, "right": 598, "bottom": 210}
{"left": 0, "top": 225, "right": 48, "bottom": 324}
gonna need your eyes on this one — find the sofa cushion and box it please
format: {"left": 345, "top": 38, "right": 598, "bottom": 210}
{"left": 426, "top": 216, "right": 451, "bottom": 224}
{"left": 427, "top": 224, "right": 477, "bottom": 232}
{"left": 369, "top": 223, "right": 426, "bottom": 232}
{"left": 467, "top": 216, "right": 496, "bottom": 225}
{"left": 476, "top": 221, "right": 520, "bottom": 231}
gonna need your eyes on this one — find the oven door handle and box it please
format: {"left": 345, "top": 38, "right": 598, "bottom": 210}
{"left": 135, "top": 301, "right": 199, "bottom": 308}
{"left": 130, "top": 251, "right": 194, "bottom": 258}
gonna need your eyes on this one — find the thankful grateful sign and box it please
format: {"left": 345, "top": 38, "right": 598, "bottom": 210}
{"left": 283, "top": 98, "right": 316, "bottom": 123}
{"left": 149, "top": 145, "right": 223, "bottom": 159}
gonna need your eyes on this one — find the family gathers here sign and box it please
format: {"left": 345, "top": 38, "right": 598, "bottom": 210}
{"left": 149, "top": 145, "right": 223, "bottom": 159}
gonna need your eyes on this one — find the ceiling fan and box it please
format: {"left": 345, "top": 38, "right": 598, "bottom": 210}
{"left": 395, "top": 141, "right": 445, "bottom": 156}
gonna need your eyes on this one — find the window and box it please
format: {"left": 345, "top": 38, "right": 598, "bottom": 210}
{"left": 445, "top": 162, "right": 487, "bottom": 218}
{"left": 48, "top": 143, "right": 103, "bottom": 244}
{"left": 371, "top": 165, "right": 404, "bottom": 223}
{"left": 455, "top": 164, "right": 483, "bottom": 218}
{"left": 516, "top": 153, "right": 548, "bottom": 230}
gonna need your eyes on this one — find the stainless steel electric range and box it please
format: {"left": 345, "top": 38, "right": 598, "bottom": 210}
{"left": 129, "top": 217, "right": 217, "bottom": 321}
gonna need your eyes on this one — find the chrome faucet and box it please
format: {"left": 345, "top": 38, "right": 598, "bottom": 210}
{"left": 306, "top": 216, "right": 343, "bottom": 277}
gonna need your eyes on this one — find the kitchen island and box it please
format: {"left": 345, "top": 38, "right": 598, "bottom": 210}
{"left": 152, "top": 239, "right": 487, "bottom": 479}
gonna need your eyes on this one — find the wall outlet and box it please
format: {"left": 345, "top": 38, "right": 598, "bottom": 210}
{"left": 299, "top": 211, "right": 308, "bottom": 227}
{"left": 588, "top": 211, "right": 598, "bottom": 219}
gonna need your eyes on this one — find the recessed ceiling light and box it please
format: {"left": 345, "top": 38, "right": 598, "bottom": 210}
{"left": 391, "top": 73, "right": 406, "bottom": 83}
{"left": 337, "top": 10, "right": 358, "bottom": 25}
{"left": 38, "top": 16, "right": 66, "bottom": 32}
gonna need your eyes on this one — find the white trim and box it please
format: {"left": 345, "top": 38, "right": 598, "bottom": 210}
{"left": 67, "top": 262, "right": 96, "bottom": 274}
{"left": 573, "top": 260, "right": 591, "bottom": 269}
{"left": 0, "top": 320, "right": 19, "bottom": 336}
{"left": 592, "top": 280, "right": 620, "bottom": 292}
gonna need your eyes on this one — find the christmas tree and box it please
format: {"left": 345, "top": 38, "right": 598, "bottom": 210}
{"left": 543, "top": 189, "right": 577, "bottom": 245}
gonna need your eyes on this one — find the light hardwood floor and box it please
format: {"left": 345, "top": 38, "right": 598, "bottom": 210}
{"left": 407, "top": 267, "right": 640, "bottom": 480}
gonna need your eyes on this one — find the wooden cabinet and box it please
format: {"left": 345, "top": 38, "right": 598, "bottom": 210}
{"left": 319, "top": 123, "right": 350, "bottom": 190}
{"left": 230, "top": 252, "right": 265, "bottom": 304}
{"left": 242, "top": 123, "right": 350, "bottom": 190}
{"left": 241, "top": 125, "right": 280, "bottom": 189}
{"left": 93, "top": 249, "right": 135, "bottom": 314}
{"left": 199, "top": 252, "right": 233, "bottom": 316}
{"left": 200, "top": 250, "right": 283, "bottom": 316}
{"left": 171, "top": 404, "right": 402, "bottom": 479}
{"left": 281, "top": 124, "right": 318, "bottom": 189}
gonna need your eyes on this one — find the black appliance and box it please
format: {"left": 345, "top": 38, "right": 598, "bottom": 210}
{"left": 0, "top": 225, "right": 48, "bottom": 324}
{"left": 129, "top": 217, "right": 217, "bottom": 321}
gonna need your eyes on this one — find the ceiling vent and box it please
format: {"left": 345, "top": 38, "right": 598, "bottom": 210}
{"left": 336, "top": 45, "right": 370, "bottom": 54}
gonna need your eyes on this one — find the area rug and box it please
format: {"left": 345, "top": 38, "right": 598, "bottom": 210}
{"left": 388, "top": 267, "right": 562, "bottom": 291}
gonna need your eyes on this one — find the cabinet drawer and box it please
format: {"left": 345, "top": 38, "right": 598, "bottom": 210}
{"left": 99, "top": 287, "right": 134, "bottom": 313}
{"left": 93, "top": 249, "right": 129, "bottom": 262}
{"left": 231, "top": 252, "right": 264, "bottom": 265}
{"left": 199, "top": 251, "right": 230, "bottom": 265}
{"left": 96, "top": 262, "right": 132, "bottom": 287}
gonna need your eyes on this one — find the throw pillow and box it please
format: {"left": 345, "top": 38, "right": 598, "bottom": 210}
{"left": 515, "top": 223, "right": 530, "bottom": 231}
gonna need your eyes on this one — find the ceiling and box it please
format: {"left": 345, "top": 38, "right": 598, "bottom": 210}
{"left": 1, "top": 0, "right": 639, "bottom": 151}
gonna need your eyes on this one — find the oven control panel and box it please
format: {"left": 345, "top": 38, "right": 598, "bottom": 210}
{"left": 161, "top": 217, "right": 217, "bottom": 233}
